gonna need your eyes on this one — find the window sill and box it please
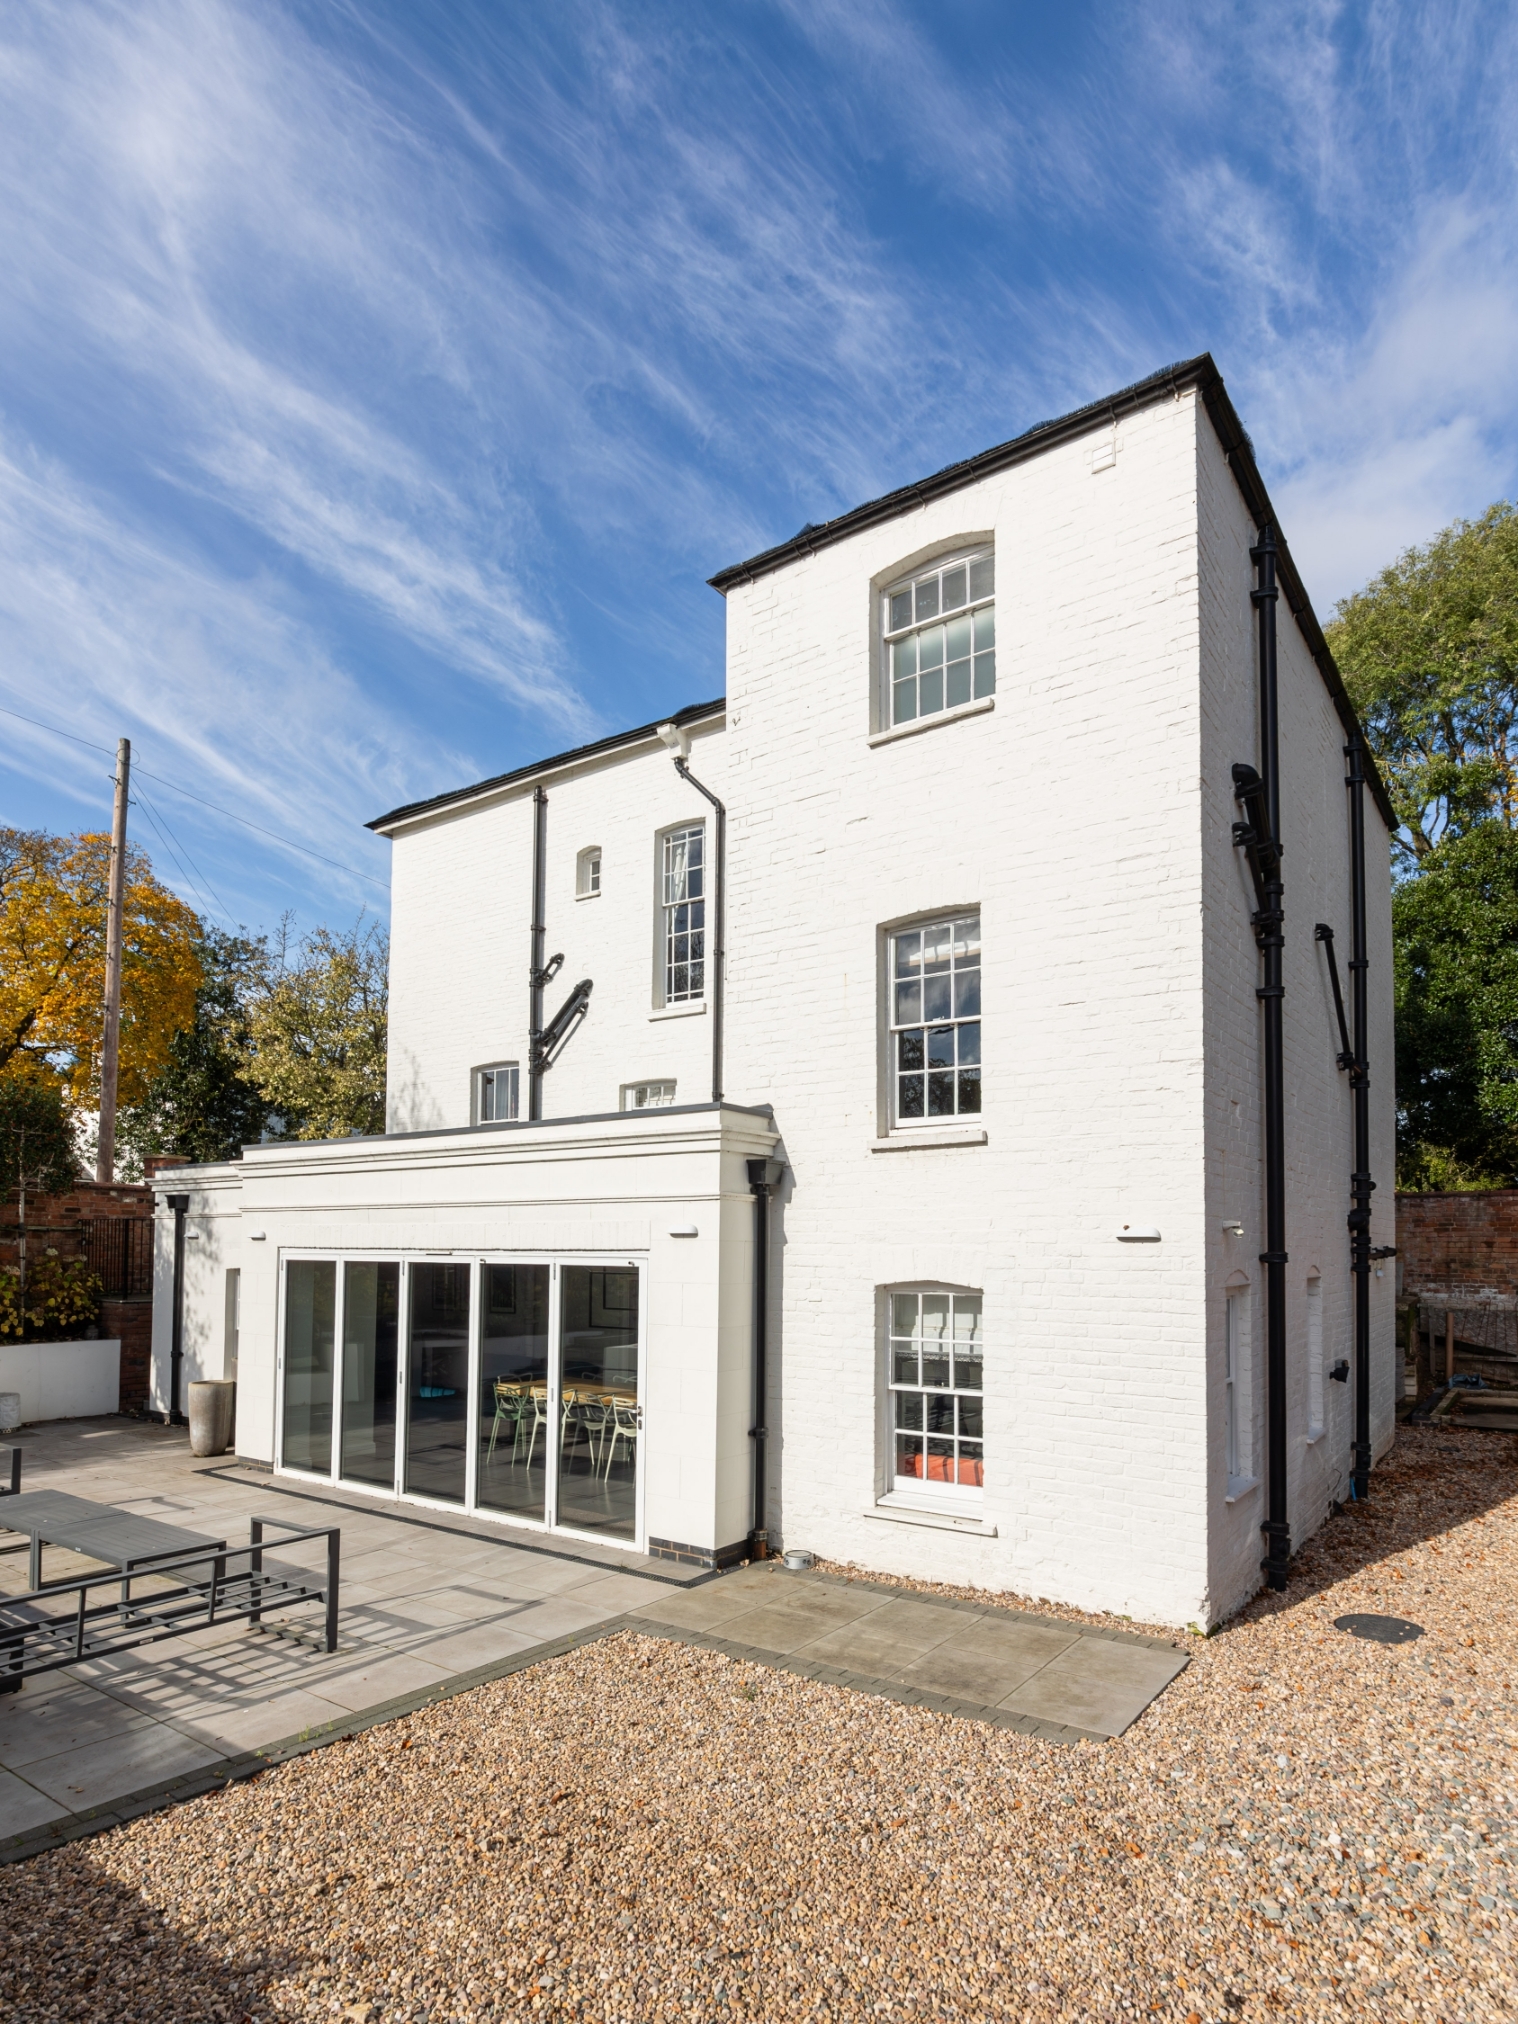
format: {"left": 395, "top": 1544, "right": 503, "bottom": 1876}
{"left": 865, "top": 1496, "right": 997, "bottom": 1537}
{"left": 574, "top": 889, "right": 601, "bottom": 902}
{"left": 1224, "top": 1475, "right": 1259, "bottom": 1504}
{"left": 871, "top": 1127, "right": 987, "bottom": 1152}
{"left": 1305, "top": 1427, "right": 1326, "bottom": 1447}
{"left": 649, "top": 1001, "right": 707, "bottom": 1022}
{"left": 868, "top": 695, "right": 995, "bottom": 748}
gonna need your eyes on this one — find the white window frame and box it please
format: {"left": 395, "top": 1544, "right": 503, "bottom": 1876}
{"left": 622, "top": 1080, "right": 676, "bottom": 1111}
{"left": 1306, "top": 1272, "right": 1324, "bottom": 1440}
{"left": 576, "top": 845, "right": 602, "bottom": 898}
{"left": 1225, "top": 1282, "right": 1255, "bottom": 1494}
{"left": 882, "top": 547, "right": 995, "bottom": 730}
{"left": 888, "top": 915, "right": 982, "bottom": 1127}
{"left": 661, "top": 822, "right": 706, "bottom": 1006}
{"left": 885, "top": 1286, "right": 984, "bottom": 1506}
{"left": 474, "top": 1062, "right": 520, "bottom": 1124}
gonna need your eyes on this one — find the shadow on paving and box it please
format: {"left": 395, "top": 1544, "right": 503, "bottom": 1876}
{"left": 0, "top": 1843, "right": 301, "bottom": 2023}
{"left": 1253, "top": 1421, "right": 1517, "bottom": 1617}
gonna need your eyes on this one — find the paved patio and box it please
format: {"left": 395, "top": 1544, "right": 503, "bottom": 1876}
{"left": 1, "top": 1419, "right": 1189, "bottom": 1861}
{"left": 0, "top": 1416, "right": 686, "bottom": 1854}
{"left": 630, "top": 1562, "right": 1188, "bottom": 1741}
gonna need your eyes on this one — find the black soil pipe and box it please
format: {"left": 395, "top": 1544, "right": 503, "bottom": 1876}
{"left": 1346, "top": 733, "right": 1374, "bottom": 1497}
{"left": 528, "top": 786, "right": 548, "bottom": 1123}
{"left": 166, "top": 1192, "right": 188, "bottom": 1424}
{"left": 674, "top": 758, "right": 726, "bottom": 1104}
{"left": 746, "top": 1158, "right": 775, "bottom": 1559}
{"left": 1252, "top": 524, "right": 1291, "bottom": 1593}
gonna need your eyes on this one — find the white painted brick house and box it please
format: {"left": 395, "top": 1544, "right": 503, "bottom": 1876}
{"left": 151, "top": 355, "right": 1396, "bottom": 1629}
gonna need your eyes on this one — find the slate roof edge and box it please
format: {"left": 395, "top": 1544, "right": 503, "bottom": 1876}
{"left": 367, "top": 695, "right": 726, "bottom": 834}
{"left": 706, "top": 352, "right": 1397, "bottom": 833}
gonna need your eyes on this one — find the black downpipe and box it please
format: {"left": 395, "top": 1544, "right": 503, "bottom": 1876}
{"left": 746, "top": 1158, "right": 776, "bottom": 1559}
{"left": 673, "top": 758, "right": 726, "bottom": 1104}
{"left": 1346, "top": 735, "right": 1374, "bottom": 1498}
{"left": 167, "top": 1192, "right": 188, "bottom": 1424}
{"left": 1250, "top": 524, "right": 1291, "bottom": 1592}
{"left": 528, "top": 787, "right": 548, "bottom": 1123}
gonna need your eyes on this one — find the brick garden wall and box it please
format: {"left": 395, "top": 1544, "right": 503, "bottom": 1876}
{"left": 1, "top": 1179, "right": 157, "bottom": 1408}
{"left": 1396, "top": 1191, "right": 1518, "bottom": 1300}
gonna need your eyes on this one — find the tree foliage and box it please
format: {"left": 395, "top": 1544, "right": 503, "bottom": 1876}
{"left": 117, "top": 929, "right": 275, "bottom": 1173}
{"left": 1393, "top": 820, "right": 1518, "bottom": 1189}
{"left": 249, "top": 920, "right": 388, "bottom": 1141}
{"left": 0, "top": 828, "right": 202, "bottom": 1106}
{"left": 0, "top": 1078, "right": 79, "bottom": 1201}
{"left": 1328, "top": 502, "right": 1518, "bottom": 864}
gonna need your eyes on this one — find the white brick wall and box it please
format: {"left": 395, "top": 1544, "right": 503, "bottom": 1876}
{"left": 154, "top": 377, "right": 1396, "bottom": 1625}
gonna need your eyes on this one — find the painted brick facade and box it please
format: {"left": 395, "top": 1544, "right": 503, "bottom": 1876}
{"left": 151, "top": 365, "right": 1396, "bottom": 1626}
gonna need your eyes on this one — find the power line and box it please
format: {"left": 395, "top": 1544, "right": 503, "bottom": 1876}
{"left": 0, "top": 700, "right": 389, "bottom": 888}
{"left": 132, "top": 783, "right": 237, "bottom": 930}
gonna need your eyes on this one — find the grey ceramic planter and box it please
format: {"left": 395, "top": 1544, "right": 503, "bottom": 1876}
{"left": 188, "top": 1379, "right": 236, "bottom": 1457}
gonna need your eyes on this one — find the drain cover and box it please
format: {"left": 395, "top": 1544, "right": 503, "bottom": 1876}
{"left": 1334, "top": 1613, "right": 1424, "bottom": 1644}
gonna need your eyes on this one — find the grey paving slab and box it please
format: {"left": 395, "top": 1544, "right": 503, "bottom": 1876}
{"left": 628, "top": 1583, "right": 771, "bottom": 1632}
{"left": 18, "top": 1721, "right": 226, "bottom": 1813}
{"left": 998, "top": 1640, "right": 1187, "bottom": 1738}
{"left": 937, "top": 1613, "right": 1081, "bottom": 1669}
{"left": 0, "top": 1676, "right": 161, "bottom": 1770}
{"left": 701, "top": 1589, "right": 883, "bottom": 1654}
{"left": 305, "top": 1654, "right": 454, "bottom": 1714}
{"left": 0, "top": 1765, "right": 70, "bottom": 1839}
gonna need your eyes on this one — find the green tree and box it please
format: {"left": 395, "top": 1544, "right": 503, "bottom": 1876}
{"left": 0, "top": 1078, "right": 79, "bottom": 1200}
{"left": 1393, "top": 820, "right": 1518, "bottom": 1188}
{"left": 117, "top": 929, "right": 273, "bottom": 1173}
{"left": 249, "top": 920, "right": 388, "bottom": 1141}
{"left": 1327, "top": 501, "right": 1518, "bottom": 864}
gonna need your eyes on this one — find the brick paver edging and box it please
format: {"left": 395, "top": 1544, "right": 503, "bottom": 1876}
{"left": 0, "top": 1565, "right": 1186, "bottom": 1866}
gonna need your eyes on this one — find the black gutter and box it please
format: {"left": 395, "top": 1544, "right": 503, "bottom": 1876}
{"left": 1346, "top": 734, "right": 1374, "bottom": 1498}
{"left": 672, "top": 757, "right": 726, "bottom": 1103}
{"left": 746, "top": 1158, "right": 781, "bottom": 1559}
{"left": 1234, "top": 526, "right": 1290, "bottom": 1593}
{"left": 166, "top": 1193, "right": 189, "bottom": 1425}
{"left": 368, "top": 698, "right": 725, "bottom": 834}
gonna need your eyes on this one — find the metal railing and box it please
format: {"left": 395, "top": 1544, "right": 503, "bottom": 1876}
{"left": 0, "top": 1516, "right": 339, "bottom": 1692}
{"left": 80, "top": 1217, "right": 154, "bottom": 1298}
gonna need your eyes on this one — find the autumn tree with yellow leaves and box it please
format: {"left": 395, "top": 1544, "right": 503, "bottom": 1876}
{"left": 0, "top": 827, "right": 202, "bottom": 1109}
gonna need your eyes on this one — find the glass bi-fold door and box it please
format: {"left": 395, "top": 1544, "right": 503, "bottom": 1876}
{"left": 279, "top": 1256, "right": 642, "bottom": 1544}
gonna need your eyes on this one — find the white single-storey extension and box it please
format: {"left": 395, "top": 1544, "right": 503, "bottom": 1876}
{"left": 151, "top": 354, "right": 1396, "bottom": 1628}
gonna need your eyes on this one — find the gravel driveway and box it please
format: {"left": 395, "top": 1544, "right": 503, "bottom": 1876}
{"left": 1, "top": 1422, "right": 1512, "bottom": 2022}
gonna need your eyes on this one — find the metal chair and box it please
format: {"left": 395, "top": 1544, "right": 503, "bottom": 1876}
{"left": 600, "top": 1400, "right": 640, "bottom": 1479}
{"left": 486, "top": 1382, "right": 525, "bottom": 1463}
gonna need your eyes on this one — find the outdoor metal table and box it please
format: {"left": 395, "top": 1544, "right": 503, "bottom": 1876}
{"left": 0, "top": 1490, "right": 226, "bottom": 1592}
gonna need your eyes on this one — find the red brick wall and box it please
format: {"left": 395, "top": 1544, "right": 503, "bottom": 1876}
{"left": 3, "top": 1184, "right": 156, "bottom": 1406}
{"left": 1396, "top": 1190, "right": 1518, "bottom": 1300}
{"left": 104, "top": 1296, "right": 154, "bottom": 1409}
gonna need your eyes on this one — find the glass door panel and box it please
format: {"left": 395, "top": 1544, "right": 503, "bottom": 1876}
{"left": 282, "top": 1260, "right": 335, "bottom": 1473}
{"left": 477, "top": 1263, "right": 550, "bottom": 1521}
{"left": 341, "top": 1261, "right": 400, "bottom": 1489}
{"left": 404, "top": 1262, "right": 470, "bottom": 1504}
{"left": 557, "top": 1265, "right": 640, "bottom": 1540}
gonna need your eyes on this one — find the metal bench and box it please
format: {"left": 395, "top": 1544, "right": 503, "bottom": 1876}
{"left": 0, "top": 1513, "right": 340, "bottom": 1693}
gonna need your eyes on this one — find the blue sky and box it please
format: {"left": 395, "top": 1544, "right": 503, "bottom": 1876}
{"left": 2, "top": 0, "right": 1517, "bottom": 936}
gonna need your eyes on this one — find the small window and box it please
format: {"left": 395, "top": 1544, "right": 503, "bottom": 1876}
{"left": 883, "top": 549, "right": 994, "bottom": 727}
{"left": 662, "top": 823, "right": 705, "bottom": 1004}
{"left": 622, "top": 1080, "right": 676, "bottom": 1110}
{"left": 224, "top": 1268, "right": 240, "bottom": 1382}
{"left": 889, "top": 1289, "right": 983, "bottom": 1499}
{"left": 890, "top": 916, "right": 981, "bottom": 1123}
{"left": 475, "top": 1062, "right": 520, "bottom": 1123}
{"left": 577, "top": 846, "right": 602, "bottom": 898}
{"left": 1225, "top": 1281, "right": 1253, "bottom": 1487}
{"left": 1306, "top": 1273, "right": 1324, "bottom": 1439}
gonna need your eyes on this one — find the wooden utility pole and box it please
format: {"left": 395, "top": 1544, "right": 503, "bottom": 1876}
{"left": 95, "top": 737, "right": 131, "bottom": 1184}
